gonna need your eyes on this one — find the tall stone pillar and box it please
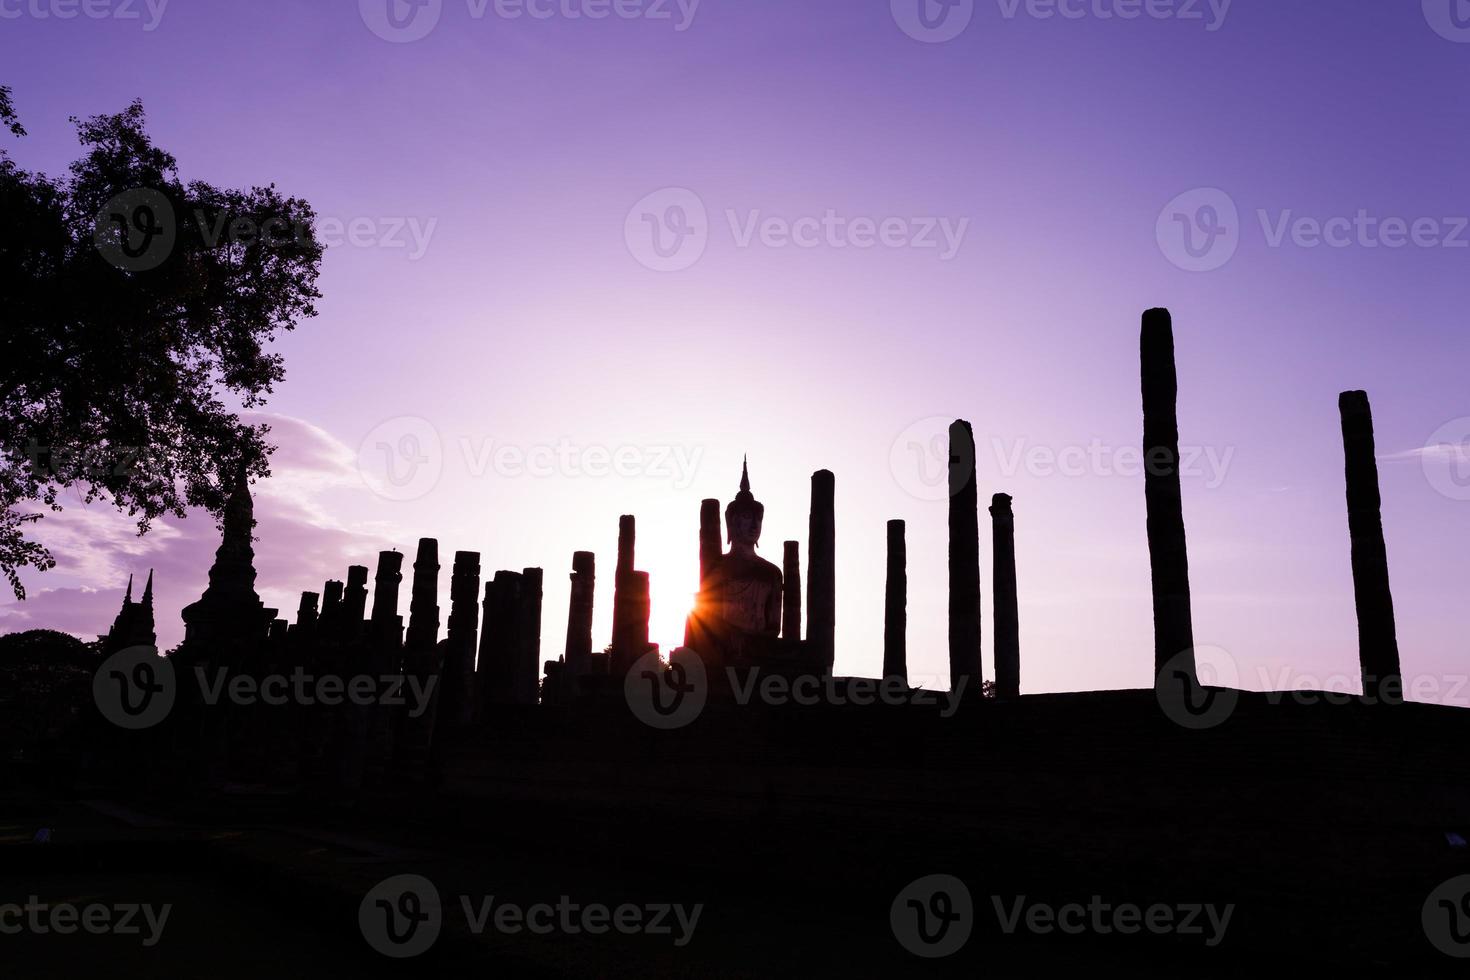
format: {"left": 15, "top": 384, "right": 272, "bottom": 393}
{"left": 403, "top": 538, "right": 441, "bottom": 668}
{"left": 948, "top": 421, "right": 981, "bottom": 696}
{"left": 319, "top": 579, "right": 344, "bottom": 634}
{"left": 613, "top": 571, "right": 651, "bottom": 678}
{"left": 564, "top": 551, "right": 596, "bottom": 680}
{"left": 1339, "top": 390, "right": 1403, "bottom": 703}
{"left": 782, "top": 540, "right": 802, "bottom": 641}
{"left": 519, "top": 567, "right": 544, "bottom": 705}
{"left": 990, "top": 494, "right": 1020, "bottom": 699}
{"left": 699, "top": 499, "right": 722, "bottom": 588}
{"left": 342, "top": 565, "right": 369, "bottom": 638}
{"left": 883, "top": 520, "right": 906, "bottom": 684}
{"left": 808, "top": 470, "right": 836, "bottom": 674}
{"left": 369, "top": 551, "right": 405, "bottom": 663}
{"left": 611, "top": 515, "right": 636, "bottom": 659}
{"left": 478, "top": 571, "right": 524, "bottom": 706}
{"left": 439, "top": 551, "right": 481, "bottom": 731}
{"left": 1141, "top": 308, "right": 1195, "bottom": 681}
{"left": 296, "top": 592, "right": 319, "bottom": 630}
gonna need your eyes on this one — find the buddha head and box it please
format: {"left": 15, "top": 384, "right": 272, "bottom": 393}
{"left": 725, "top": 457, "right": 765, "bottom": 550}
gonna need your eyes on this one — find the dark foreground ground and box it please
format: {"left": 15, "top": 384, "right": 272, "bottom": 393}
{"left": 3, "top": 689, "right": 1469, "bottom": 976}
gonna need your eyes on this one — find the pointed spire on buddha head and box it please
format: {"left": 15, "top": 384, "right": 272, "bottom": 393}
{"left": 725, "top": 455, "right": 765, "bottom": 549}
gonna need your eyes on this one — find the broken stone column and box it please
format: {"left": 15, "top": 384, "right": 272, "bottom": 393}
{"left": 883, "top": 520, "right": 906, "bottom": 685}
{"left": 518, "top": 567, "right": 544, "bottom": 705}
{"left": 782, "top": 540, "right": 802, "bottom": 641}
{"left": 296, "top": 592, "right": 319, "bottom": 630}
{"left": 611, "top": 515, "right": 636, "bottom": 661}
{"left": 403, "top": 538, "right": 441, "bottom": 669}
{"left": 564, "top": 551, "right": 596, "bottom": 683}
{"left": 808, "top": 470, "right": 836, "bottom": 674}
{"left": 438, "top": 551, "right": 481, "bottom": 731}
{"left": 699, "top": 499, "right": 722, "bottom": 588}
{"left": 479, "top": 571, "right": 525, "bottom": 706}
{"left": 1339, "top": 390, "right": 1403, "bottom": 703}
{"left": 342, "top": 565, "right": 369, "bottom": 639}
{"left": 369, "top": 551, "right": 405, "bottom": 663}
{"left": 990, "top": 494, "right": 1020, "bottom": 699}
{"left": 1141, "top": 308, "right": 1196, "bottom": 682}
{"left": 613, "top": 571, "right": 651, "bottom": 678}
{"left": 319, "top": 579, "right": 344, "bottom": 634}
{"left": 949, "top": 421, "right": 981, "bottom": 696}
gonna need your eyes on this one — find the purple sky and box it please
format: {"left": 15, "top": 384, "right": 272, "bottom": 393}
{"left": 2, "top": 1, "right": 1468, "bottom": 700}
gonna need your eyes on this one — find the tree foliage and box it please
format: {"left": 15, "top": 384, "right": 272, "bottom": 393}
{"left": 0, "top": 92, "right": 323, "bottom": 598}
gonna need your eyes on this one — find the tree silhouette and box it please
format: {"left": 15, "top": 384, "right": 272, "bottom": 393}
{"left": 0, "top": 94, "right": 323, "bottom": 598}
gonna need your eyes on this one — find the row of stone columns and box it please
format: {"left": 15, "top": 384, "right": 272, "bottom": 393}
{"left": 1140, "top": 309, "right": 1402, "bottom": 702}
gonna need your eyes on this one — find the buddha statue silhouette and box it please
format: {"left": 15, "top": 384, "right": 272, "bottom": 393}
{"left": 687, "top": 458, "right": 783, "bottom": 663}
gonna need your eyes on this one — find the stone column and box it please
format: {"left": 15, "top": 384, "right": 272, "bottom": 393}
{"left": 613, "top": 571, "right": 651, "bottom": 678}
{"left": 564, "top": 551, "right": 595, "bottom": 681}
{"left": 1141, "top": 308, "right": 1195, "bottom": 682}
{"left": 319, "top": 579, "right": 343, "bottom": 633}
{"left": 948, "top": 421, "right": 981, "bottom": 696}
{"left": 611, "top": 515, "right": 636, "bottom": 662}
{"left": 479, "top": 571, "right": 524, "bottom": 706}
{"left": 699, "top": 499, "right": 722, "bottom": 588}
{"left": 440, "top": 551, "right": 481, "bottom": 730}
{"left": 990, "top": 494, "right": 1020, "bottom": 699}
{"left": 1340, "top": 390, "right": 1403, "bottom": 703}
{"left": 883, "top": 520, "right": 906, "bottom": 684}
{"left": 518, "top": 567, "right": 544, "bottom": 705}
{"left": 296, "top": 592, "right": 319, "bottom": 630}
{"left": 403, "top": 538, "right": 441, "bottom": 669}
{"left": 782, "top": 540, "right": 802, "bottom": 641}
{"left": 342, "top": 565, "right": 369, "bottom": 639}
{"left": 808, "top": 470, "right": 836, "bottom": 674}
{"left": 369, "top": 551, "right": 404, "bottom": 662}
